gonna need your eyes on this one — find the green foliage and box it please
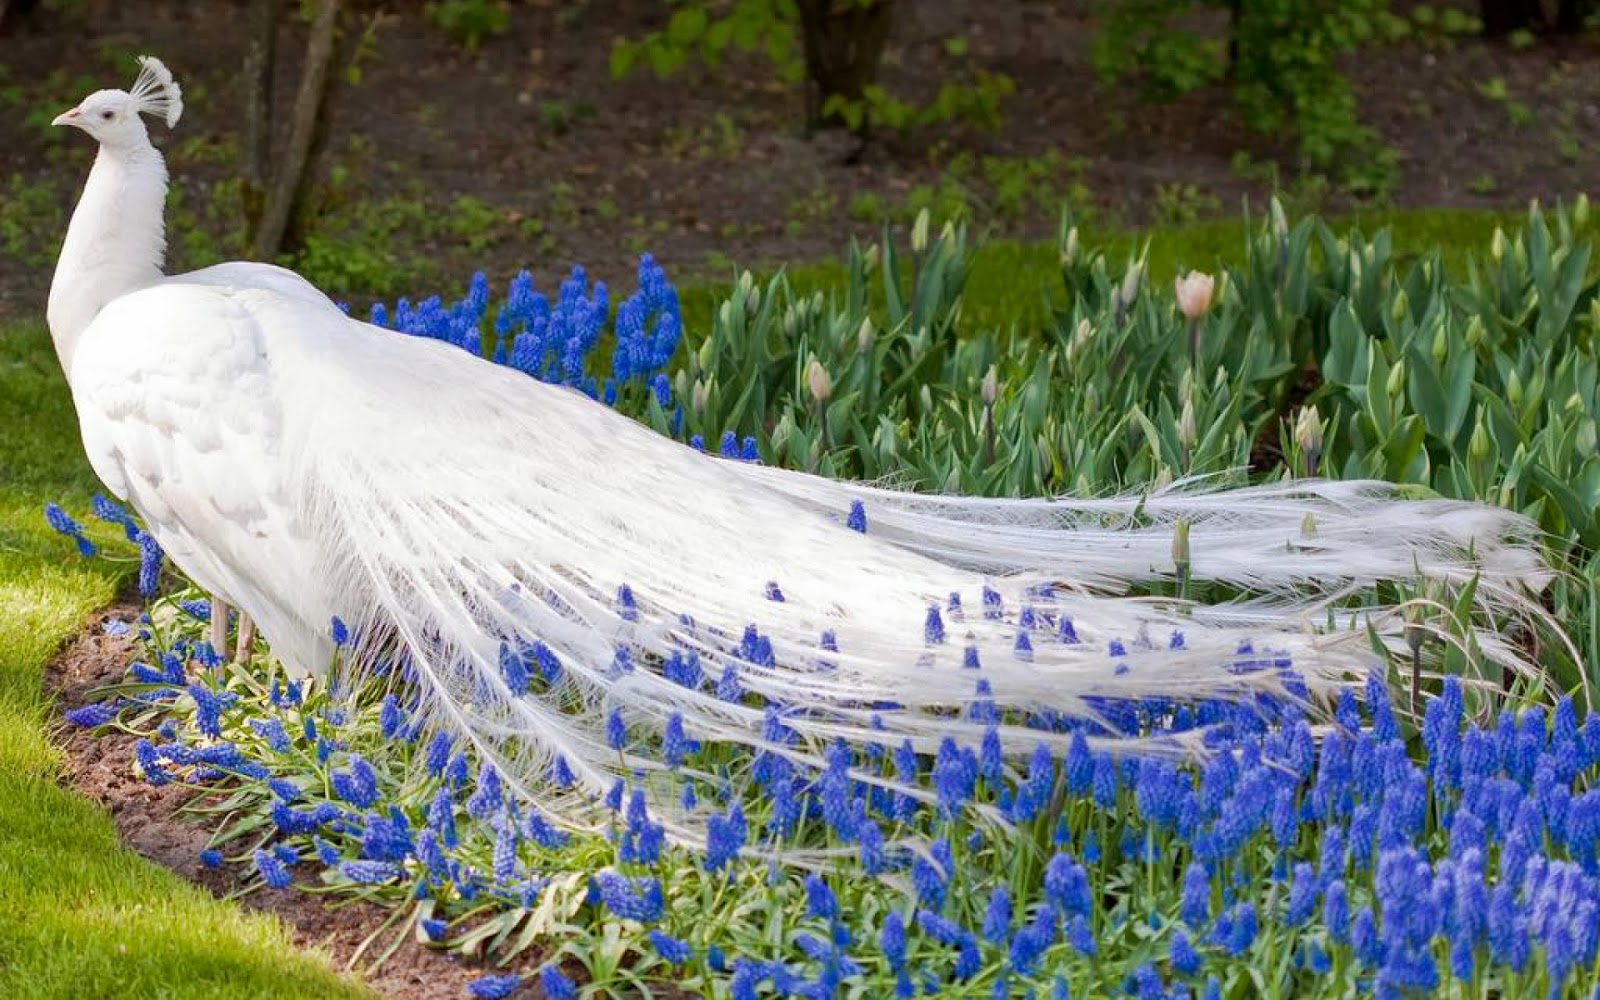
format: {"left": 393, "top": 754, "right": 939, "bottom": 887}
{"left": 611, "top": 2, "right": 1012, "bottom": 138}
{"left": 611, "top": 0, "right": 804, "bottom": 83}
{"left": 1091, "top": 0, "right": 1227, "bottom": 100}
{"left": 0, "top": 173, "right": 66, "bottom": 269}
{"left": 1093, "top": 0, "right": 1394, "bottom": 183}
{"left": 426, "top": 0, "right": 511, "bottom": 50}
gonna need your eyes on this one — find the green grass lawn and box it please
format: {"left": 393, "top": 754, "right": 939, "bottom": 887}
{"left": 0, "top": 321, "right": 373, "bottom": 999}
{"left": 679, "top": 207, "right": 1528, "bottom": 340}
{"left": 0, "top": 204, "right": 1540, "bottom": 996}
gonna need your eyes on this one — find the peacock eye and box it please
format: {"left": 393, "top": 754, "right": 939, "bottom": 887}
{"left": 100, "top": 110, "right": 114, "bottom": 121}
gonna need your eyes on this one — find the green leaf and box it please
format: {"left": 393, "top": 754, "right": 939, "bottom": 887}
{"left": 666, "top": 6, "right": 709, "bottom": 45}
{"left": 609, "top": 40, "right": 638, "bottom": 80}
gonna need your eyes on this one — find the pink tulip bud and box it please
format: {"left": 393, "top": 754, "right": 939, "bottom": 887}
{"left": 1174, "top": 271, "right": 1215, "bottom": 320}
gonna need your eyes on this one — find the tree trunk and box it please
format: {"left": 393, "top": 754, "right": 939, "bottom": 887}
{"left": 282, "top": 9, "right": 361, "bottom": 255}
{"left": 253, "top": 0, "right": 342, "bottom": 262}
{"left": 241, "top": 0, "right": 280, "bottom": 253}
{"left": 796, "top": 0, "right": 895, "bottom": 138}
{"left": 1480, "top": 0, "right": 1543, "bottom": 36}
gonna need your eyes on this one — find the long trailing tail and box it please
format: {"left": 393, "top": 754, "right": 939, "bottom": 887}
{"left": 297, "top": 330, "right": 1554, "bottom": 845}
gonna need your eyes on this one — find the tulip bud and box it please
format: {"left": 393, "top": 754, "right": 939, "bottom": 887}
{"left": 1177, "top": 398, "right": 1196, "bottom": 448}
{"left": 806, "top": 358, "right": 831, "bottom": 402}
{"left": 1575, "top": 192, "right": 1590, "bottom": 229}
{"left": 717, "top": 300, "right": 733, "bottom": 331}
{"left": 692, "top": 378, "right": 709, "bottom": 415}
{"left": 1301, "top": 513, "right": 1317, "bottom": 538}
{"left": 1063, "top": 226, "right": 1079, "bottom": 265}
{"left": 1507, "top": 369, "right": 1524, "bottom": 409}
{"left": 1152, "top": 466, "right": 1173, "bottom": 492}
{"left": 857, "top": 316, "right": 876, "bottom": 355}
{"left": 1120, "top": 262, "right": 1144, "bottom": 308}
{"left": 1469, "top": 414, "right": 1492, "bottom": 460}
{"left": 745, "top": 284, "right": 761, "bottom": 318}
{"left": 911, "top": 208, "right": 931, "bottom": 255}
{"left": 1431, "top": 325, "right": 1448, "bottom": 366}
{"left": 919, "top": 384, "right": 933, "bottom": 413}
{"left": 981, "top": 365, "right": 998, "bottom": 406}
{"left": 1567, "top": 392, "right": 1583, "bottom": 413}
{"left": 1270, "top": 198, "right": 1289, "bottom": 243}
{"left": 1084, "top": 382, "right": 1100, "bottom": 415}
{"left": 1067, "top": 318, "right": 1093, "bottom": 363}
{"left": 1174, "top": 271, "right": 1215, "bottom": 320}
{"left": 1464, "top": 316, "right": 1486, "bottom": 349}
{"left": 1491, "top": 228, "right": 1506, "bottom": 262}
{"left": 1387, "top": 359, "right": 1406, "bottom": 399}
{"left": 1294, "top": 405, "right": 1323, "bottom": 472}
{"left": 1391, "top": 289, "right": 1409, "bottom": 324}
{"left": 1171, "top": 518, "right": 1191, "bottom": 572}
{"left": 739, "top": 270, "right": 754, "bottom": 295}
{"left": 698, "top": 335, "right": 716, "bottom": 373}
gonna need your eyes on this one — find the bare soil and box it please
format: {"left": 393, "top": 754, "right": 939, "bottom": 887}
{"left": 1, "top": 0, "right": 1597, "bottom": 320}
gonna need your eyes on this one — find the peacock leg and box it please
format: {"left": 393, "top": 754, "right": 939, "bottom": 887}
{"left": 209, "top": 596, "right": 229, "bottom": 660}
{"left": 234, "top": 613, "right": 256, "bottom": 664}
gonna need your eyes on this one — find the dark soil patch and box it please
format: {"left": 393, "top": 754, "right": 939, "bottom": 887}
{"left": 2, "top": 1, "right": 1598, "bottom": 321}
{"left": 46, "top": 604, "right": 553, "bottom": 1000}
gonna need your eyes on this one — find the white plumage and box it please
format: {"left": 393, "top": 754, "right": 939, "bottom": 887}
{"left": 49, "top": 58, "right": 1552, "bottom": 842}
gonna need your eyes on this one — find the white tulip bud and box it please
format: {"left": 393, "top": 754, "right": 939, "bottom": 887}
{"left": 806, "top": 358, "right": 832, "bottom": 402}
{"left": 692, "top": 378, "right": 709, "bottom": 414}
{"left": 857, "top": 316, "right": 876, "bottom": 354}
{"left": 1120, "top": 262, "right": 1144, "bottom": 308}
{"left": 981, "top": 365, "right": 998, "bottom": 406}
{"left": 1176, "top": 398, "right": 1196, "bottom": 448}
{"left": 911, "top": 208, "right": 931, "bottom": 255}
{"left": 1174, "top": 271, "right": 1215, "bottom": 320}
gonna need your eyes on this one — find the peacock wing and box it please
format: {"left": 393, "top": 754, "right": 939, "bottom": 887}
{"left": 69, "top": 281, "right": 332, "bottom": 673}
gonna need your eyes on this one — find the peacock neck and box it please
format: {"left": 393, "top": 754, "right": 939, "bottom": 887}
{"left": 47, "top": 142, "right": 169, "bottom": 374}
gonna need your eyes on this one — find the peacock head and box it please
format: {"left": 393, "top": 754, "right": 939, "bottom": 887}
{"left": 53, "top": 55, "right": 182, "bottom": 150}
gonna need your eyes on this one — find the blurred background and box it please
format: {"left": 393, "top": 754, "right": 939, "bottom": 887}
{"left": 0, "top": 0, "right": 1596, "bottom": 315}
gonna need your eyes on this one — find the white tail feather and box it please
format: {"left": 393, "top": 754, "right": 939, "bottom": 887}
{"left": 293, "top": 331, "right": 1552, "bottom": 845}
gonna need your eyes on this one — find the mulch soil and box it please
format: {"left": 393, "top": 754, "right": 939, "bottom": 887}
{"left": 2, "top": 0, "right": 1598, "bottom": 319}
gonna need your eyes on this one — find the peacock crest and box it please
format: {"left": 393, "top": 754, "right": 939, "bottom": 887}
{"left": 128, "top": 55, "right": 182, "bottom": 128}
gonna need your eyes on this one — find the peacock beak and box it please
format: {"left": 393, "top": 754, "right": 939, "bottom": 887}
{"left": 51, "top": 107, "right": 82, "bottom": 127}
